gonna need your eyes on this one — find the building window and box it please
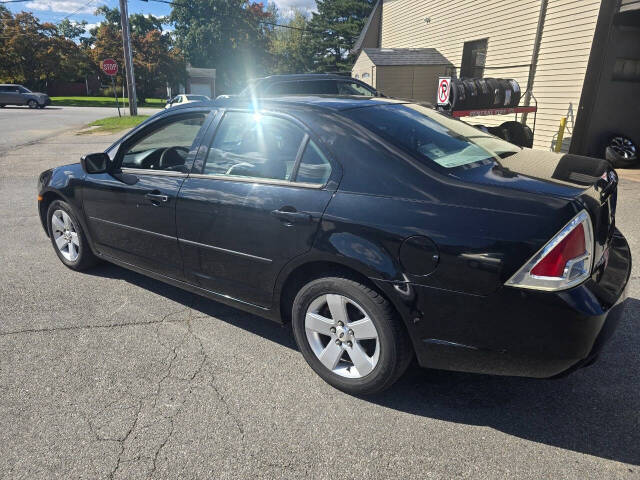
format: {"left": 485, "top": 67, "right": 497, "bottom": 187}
{"left": 362, "top": 72, "right": 370, "bottom": 79}
{"left": 461, "top": 39, "right": 488, "bottom": 78}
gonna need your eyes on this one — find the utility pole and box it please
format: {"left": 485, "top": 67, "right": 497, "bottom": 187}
{"left": 119, "top": 0, "right": 137, "bottom": 116}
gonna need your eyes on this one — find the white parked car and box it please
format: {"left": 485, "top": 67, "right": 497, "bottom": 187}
{"left": 165, "top": 94, "right": 210, "bottom": 109}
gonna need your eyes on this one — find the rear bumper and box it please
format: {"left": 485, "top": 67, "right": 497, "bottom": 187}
{"left": 382, "top": 230, "right": 631, "bottom": 378}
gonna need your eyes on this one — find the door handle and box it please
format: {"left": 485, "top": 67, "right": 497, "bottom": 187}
{"left": 145, "top": 192, "right": 169, "bottom": 203}
{"left": 271, "top": 208, "right": 312, "bottom": 224}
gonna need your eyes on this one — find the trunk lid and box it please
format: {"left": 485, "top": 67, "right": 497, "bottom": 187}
{"left": 457, "top": 149, "right": 617, "bottom": 270}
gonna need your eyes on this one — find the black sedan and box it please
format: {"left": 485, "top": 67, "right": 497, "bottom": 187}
{"left": 37, "top": 96, "right": 631, "bottom": 394}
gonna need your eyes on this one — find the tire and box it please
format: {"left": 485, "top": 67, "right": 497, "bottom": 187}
{"left": 291, "top": 277, "right": 413, "bottom": 395}
{"left": 27, "top": 99, "right": 37, "bottom": 109}
{"left": 0, "top": 104, "right": 5, "bottom": 108}
{"left": 46, "top": 200, "right": 98, "bottom": 271}
{"left": 37, "top": 104, "right": 45, "bottom": 109}
{"left": 499, "top": 121, "right": 534, "bottom": 148}
{"left": 605, "top": 136, "right": 638, "bottom": 168}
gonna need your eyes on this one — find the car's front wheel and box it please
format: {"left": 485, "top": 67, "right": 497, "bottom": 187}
{"left": 0, "top": 104, "right": 5, "bottom": 108}
{"left": 291, "top": 277, "right": 413, "bottom": 395}
{"left": 46, "top": 200, "right": 98, "bottom": 271}
{"left": 27, "top": 99, "right": 37, "bottom": 109}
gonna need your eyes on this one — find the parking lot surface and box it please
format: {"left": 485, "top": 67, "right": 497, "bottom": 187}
{"left": 0, "top": 106, "right": 159, "bottom": 155}
{"left": 0, "top": 115, "right": 639, "bottom": 479}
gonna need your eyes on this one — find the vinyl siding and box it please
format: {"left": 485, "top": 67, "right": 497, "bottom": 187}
{"left": 378, "top": 0, "right": 601, "bottom": 152}
{"left": 352, "top": 51, "right": 377, "bottom": 86}
{"left": 375, "top": 65, "right": 448, "bottom": 100}
{"left": 534, "top": 0, "right": 601, "bottom": 152}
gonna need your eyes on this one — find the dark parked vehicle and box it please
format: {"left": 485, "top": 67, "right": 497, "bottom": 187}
{"left": 37, "top": 96, "right": 630, "bottom": 394}
{"left": 239, "top": 74, "right": 382, "bottom": 97}
{"left": 0, "top": 84, "right": 50, "bottom": 108}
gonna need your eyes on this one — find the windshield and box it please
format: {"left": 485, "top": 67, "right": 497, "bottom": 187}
{"left": 343, "top": 103, "right": 520, "bottom": 169}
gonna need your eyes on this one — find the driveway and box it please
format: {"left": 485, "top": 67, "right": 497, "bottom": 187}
{"left": 0, "top": 106, "right": 159, "bottom": 155}
{"left": 0, "top": 120, "right": 638, "bottom": 479}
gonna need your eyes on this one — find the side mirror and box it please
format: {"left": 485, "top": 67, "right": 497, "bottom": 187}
{"left": 81, "top": 152, "right": 111, "bottom": 174}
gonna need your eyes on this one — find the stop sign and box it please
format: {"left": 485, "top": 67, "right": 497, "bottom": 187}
{"left": 100, "top": 59, "right": 118, "bottom": 77}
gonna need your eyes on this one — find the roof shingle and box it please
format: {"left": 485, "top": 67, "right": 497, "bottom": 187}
{"left": 363, "top": 48, "right": 452, "bottom": 66}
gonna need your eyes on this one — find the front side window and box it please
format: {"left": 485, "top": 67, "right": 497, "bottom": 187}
{"left": 343, "top": 103, "right": 519, "bottom": 169}
{"left": 18, "top": 86, "right": 31, "bottom": 94}
{"left": 121, "top": 114, "right": 206, "bottom": 171}
{"left": 204, "top": 112, "right": 305, "bottom": 181}
{"left": 337, "top": 82, "right": 375, "bottom": 96}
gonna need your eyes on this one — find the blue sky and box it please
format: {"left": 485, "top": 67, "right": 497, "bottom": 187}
{"left": 6, "top": 0, "right": 316, "bottom": 31}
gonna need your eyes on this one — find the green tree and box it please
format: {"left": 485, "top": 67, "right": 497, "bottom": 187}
{"left": 0, "top": 10, "right": 89, "bottom": 88}
{"left": 57, "top": 19, "right": 88, "bottom": 40}
{"left": 170, "top": 0, "right": 273, "bottom": 93}
{"left": 308, "top": 0, "right": 374, "bottom": 73}
{"left": 89, "top": 7, "right": 185, "bottom": 100}
{"left": 267, "top": 9, "right": 314, "bottom": 75}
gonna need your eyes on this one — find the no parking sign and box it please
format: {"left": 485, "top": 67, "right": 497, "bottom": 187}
{"left": 437, "top": 77, "right": 451, "bottom": 106}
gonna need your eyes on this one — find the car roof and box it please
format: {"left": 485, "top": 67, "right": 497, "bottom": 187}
{"left": 206, "top": 95, "right": 412, "bottom": 112}
{"left": 250, "top": 74, "right": 355, "bottom": 84}
{"left": 0, "top": 84, "right": 20, "bottom": 87}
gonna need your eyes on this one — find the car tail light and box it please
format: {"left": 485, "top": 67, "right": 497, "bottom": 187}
{"left": 505, "top": 210, "right": 594, "bottom": 291}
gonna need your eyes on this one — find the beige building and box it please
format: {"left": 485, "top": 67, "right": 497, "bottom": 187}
{"left": 352, "top": 0, "right": 640, "bottom": 156}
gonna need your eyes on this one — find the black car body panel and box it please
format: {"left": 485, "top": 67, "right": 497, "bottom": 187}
{"left": 38, "top": 96, "right": 631, "bottom": 379}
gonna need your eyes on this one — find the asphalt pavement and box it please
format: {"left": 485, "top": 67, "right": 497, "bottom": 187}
{"left": 0, "top": 105, "right": 159, "bottom": 155}
{"left": 0, "top": 114, "right": 638, "bottom": 479}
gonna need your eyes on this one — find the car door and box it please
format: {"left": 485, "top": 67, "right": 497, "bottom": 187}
{"left": 82, "top": 109, "right": 214, "bottom": 279}
{"left": 176, "top": 109, "right": 340, "bottom": 308}
{"left": 4, "top": 86, "right": 23, "bottom": 105}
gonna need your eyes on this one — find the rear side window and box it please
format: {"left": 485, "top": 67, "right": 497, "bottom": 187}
{"left": 343, "top": 103, "right": 520, "bottom": 169}
{"left": 204, "top": 112, "right": 305, "bottom": 180}
{"left": 296, "top": 140, "right": 332, "bottom": 185}
{"left": 337, "top": 82, "right": 375, "bottom": 96}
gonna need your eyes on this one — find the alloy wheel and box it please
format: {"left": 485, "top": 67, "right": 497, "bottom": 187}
{"left": 51, "top": 209, "right": 79, "bottom": 262}
{"left": 305, "top": 294, "right": 380, "bottom": 378}
{"left": 609, "top": 136, "right": 637, "bottom": 161}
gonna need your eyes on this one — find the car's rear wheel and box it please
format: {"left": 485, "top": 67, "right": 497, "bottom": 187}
{"left": 27, "top": 99, "right": 37, "bottom": 109}
{"left": 291, "top": 277, "right": 413, "bottom": 395}
{"left": 46, "top": 200, "right": 98, "bottom": 271}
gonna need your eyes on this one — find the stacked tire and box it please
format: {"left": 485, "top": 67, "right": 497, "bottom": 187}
{"left": 448, "top": 78, "right": 522, "bottom": 110}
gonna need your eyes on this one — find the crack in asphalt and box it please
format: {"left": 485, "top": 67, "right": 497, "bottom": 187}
{"left": 0, "top": 306, "right": 189, "bottom": 337}
{"left": 70, "top": 294, "right": 253, "bottom": 479}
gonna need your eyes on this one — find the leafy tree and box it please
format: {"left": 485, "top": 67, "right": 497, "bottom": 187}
{"left": 57, "top": 19, "right": 88, "bottom": 40}
{"left": 89, "top": 7, "right": 185, "bottom": 101}
{"left": 170, "top": 0, "right": 273, "bottom": 93}
{"left": 267, "top": 9, "right": 314, "bottom": 75}
{"left": 0, "top": 10, "right": 90, "bottom": 88}
{"left": 308, "top": 0, "right": 374, "bottom": 73}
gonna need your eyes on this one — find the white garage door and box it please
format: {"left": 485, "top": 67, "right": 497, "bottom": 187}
{"left": 190, "top": 81, "right": 211, "bottom": 97}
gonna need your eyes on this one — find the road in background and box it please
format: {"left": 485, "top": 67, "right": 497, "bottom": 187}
{"left": 0, "top": 119, "right": 638, "bottom": 479}
{"left": 0, "top": 106, "right": 159, "bottom": 155}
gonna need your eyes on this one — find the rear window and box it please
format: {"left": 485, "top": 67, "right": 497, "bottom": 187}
{"left": 343, "top": 103, "right": 520, "bottom": 169}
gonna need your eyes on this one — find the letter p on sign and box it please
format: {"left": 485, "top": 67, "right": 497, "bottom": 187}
{"left": 437, "top": 77, "right": 451, "bottom": 106}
